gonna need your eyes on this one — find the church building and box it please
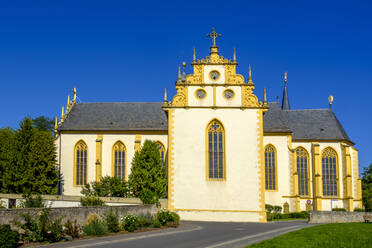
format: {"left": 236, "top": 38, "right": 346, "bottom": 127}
{"left": 55, "top": 29, "right": 362, "bottom": 222}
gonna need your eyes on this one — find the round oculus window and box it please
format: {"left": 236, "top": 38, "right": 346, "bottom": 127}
{"left": 224, "top": 89, "right": 234, "bottom": 100}
{"left": 209, "top": 70, "right": 220, "bottom": 80}
{"left": 196, "top": 89, "right": 206, "bottom": 99}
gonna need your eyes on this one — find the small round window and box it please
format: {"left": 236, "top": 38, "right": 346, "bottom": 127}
{"left": 223, "top": 89, "right": 234, "bottom": 100}
{"left": 195, "top": 89, "right": 206, "bottom": 99}
{"left": 209, "top": 70, "right": 220, "bottom": 81}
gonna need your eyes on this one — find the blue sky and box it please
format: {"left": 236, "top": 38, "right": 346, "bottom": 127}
{"left": 0, "top": 1, "right": 371, "bottom": 170}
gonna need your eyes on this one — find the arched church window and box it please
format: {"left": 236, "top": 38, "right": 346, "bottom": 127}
{"left": 74, "top": 140, "right": 88, "bottom": 186}
{"left": 322, "top": 147, "right": 338, "bottom": 196}
{"left": 155, "top": 141, "right": 166, "bottom": 166}
{"left": 207, "top": 119, "right": 225, "bottom": 180}
{"left": 265, "top": 145, "right": 277, "bottom": 190}
{"left": 296, "top": 147, "right": 309, "bottom": 196}
{"left": 112, "top": 141, "right": 126, "bottom": 181}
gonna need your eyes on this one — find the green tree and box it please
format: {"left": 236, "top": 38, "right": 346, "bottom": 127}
{"left": 27, "top": 131, "right": 59, "bottom": 194}
{"left": 2, "top": 118, "right": 35, "bottom": 193}
{"left": 129, "top": 140, "right": 166, "bottom": 201}
{"left": 1, "top": 117, "right": 59, "bottom": 194}
{"left": 0, "top": 128, "right": 15, "bottom": 193}
{"left": 361, "top": 163, "right": 372, "bottom": 211}
{"left": 32, "top": 116, "right": 54, "bottom": 134}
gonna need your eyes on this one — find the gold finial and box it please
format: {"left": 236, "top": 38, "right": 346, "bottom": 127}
{"left": 328, "top": 95, "right": 334, "bottom": 108}
{"left": 233, "top": 48, "right": 236, "bottom": 61}
{"left": 193, "top": 47, "right": 196, "bottom": 61}
{"left": 67, "top": 95, "right": 70, "bottom": 109}
{"left": 264, "top": 87, "right": 267, "bottom": 104}
{"left": 164, "top": 88, "right": 167, "bottom": 102}
{"left": 182, "top": 61, "right": 186, "bottom": 68}
{"left": 206, "top": 27, "right": 221, "bottom": 47}
{"left": 248, "top": 64, "right": 253, "bottom": 83}
{"left": 178, "top": 65, "right": 181, "bottom": 80}
{"left": 54, "top": 116, "right": 58, "bottom": 132}
{"left": 284, "top": 72, "right": 287, "bottom": 84}
{"left": 73, "top": 87, "right": 77, "bottom": 102}
{"left": 61, "top": 106, "right": 65, "bottom": 121}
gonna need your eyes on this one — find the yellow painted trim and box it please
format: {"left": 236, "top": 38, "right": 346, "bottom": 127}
{"left": 60, "top": 130, "right": 168, "bottom": 135}
{"left": 111, "top": 141, "right": 127, "bottom": 181}
{"left": 165, "top": 106, "right": 269, "bottom": 109}
{"left": 293, "top": 139, "right": 354, "bottom": 146}
{"left": 294, "top": 146, "right": 311, "bottom": 197}
{"left": 213, "top": 85, "right": 216, "bottom": 107}
{"left": 257, "top": 109, "right": 266, "bottom": 222}
{"left": 205, "top": 119, "right": 226, "bottom": 181}
{"left": 194, "top": 88, "right": 207, "bottom": 100}
{"left": 321, "top": 146, "right": 340, "bottom": 197}
{"left": 95, "top": 134, "right": 103, "bottom": 182}
{"left": 209, "top": 70, "right": 220, "bottom": 81}
{"left": 264, "top": 144, "right": 278, "bottom": 192}
{"left": 264, "top": 132, "right": 292, "bottom": 136}
{"left": 312, "top": 142, "right": 322, "bottom": 210}
{"left": 174, "top": 208, "right": 265, "bottom": 213}
{"left": 167, "top": 109, "right": 175, "bottom": 210}
{"left": 73, "top": 139, "right": 88, "bottom": 187}
{"left": 134, "top": 135, "right": 142, "bottom": 153}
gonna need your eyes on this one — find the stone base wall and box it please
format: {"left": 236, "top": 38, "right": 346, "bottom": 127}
{"left": 0, "top": 205, "right": 156, "bottom": 229}
{"left": 309, "top": 210, "right": 372, "bottom": 223}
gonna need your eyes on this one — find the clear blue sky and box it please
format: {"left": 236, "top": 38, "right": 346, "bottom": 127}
{"left": 0, "top": 1, "right": 371, "bottom": 171}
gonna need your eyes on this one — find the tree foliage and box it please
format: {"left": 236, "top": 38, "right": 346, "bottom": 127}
{"left": 0, "top": 117, "right": 59, "bottom": 194}
{"left": 128, "top": 140, "right": 167, "bottom": 201}
{"left": 81, "top": 176, "right": 130, "bottom": 197}
{"left": 32, "top": 116, "right": 54, "bottom": 134}
{"left": 362, "top": 163, "right": 372, "bottom": 211}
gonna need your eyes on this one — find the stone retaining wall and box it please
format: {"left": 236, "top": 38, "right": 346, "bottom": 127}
{"left": 0, "top": 205, "right": 156, "bottom": 229}
{"left": 309, "top": 210, "right": 372, "bottom": 223}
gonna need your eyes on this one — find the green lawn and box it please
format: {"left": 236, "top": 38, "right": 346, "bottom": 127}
{"left": 247, "top": 223, "right": 372, "bottom": 248}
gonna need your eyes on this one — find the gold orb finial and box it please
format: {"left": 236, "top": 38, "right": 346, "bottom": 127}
{"left": 328, "top": 95, "right": 334, "bottom": 105}
{"left": 182, "top": 61, "right": 186, "bottom": 67}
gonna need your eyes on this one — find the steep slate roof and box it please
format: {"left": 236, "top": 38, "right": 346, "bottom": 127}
{"left": 263, "top": 102, "right": 291, "bottom": 133}
{"left": 59, "top": 102, "right": 168, "bottom": 131}
{"left": 283, "top": 108, "right": 351, "bottom": 142}
{"left": 59, "top": 101, "right": 352, "bottom": 143}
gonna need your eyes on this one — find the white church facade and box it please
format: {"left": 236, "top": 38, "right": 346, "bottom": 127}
{"left": 55, "top": 29, "right": 362, "bottom": 222}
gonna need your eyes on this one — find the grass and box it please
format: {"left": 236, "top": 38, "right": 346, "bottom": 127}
{"left": 247, "top": 223, "right": 372, "bottom": 248}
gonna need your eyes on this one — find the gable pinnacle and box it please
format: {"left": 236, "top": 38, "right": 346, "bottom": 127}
{"left": 281, "top": 72, "right": 290, "bottom": 110}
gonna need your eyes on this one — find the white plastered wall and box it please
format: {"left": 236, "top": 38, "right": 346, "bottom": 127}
{"left": 171, "top": 108, "right": 263, "bottom": 222}
{"left": 58, "top": 133, "right": 167, "bottom": 196}
{"left": 263, "top": 135, "right": 292, "bottom": 211}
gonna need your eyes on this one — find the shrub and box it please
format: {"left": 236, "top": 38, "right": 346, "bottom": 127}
{"left": 354, "top": 207, "right": 364, "bottom": 212}
{"left": 289, "top": 211, "right": 309, "bottom": 219}
{"left": 17, "top": 208, "right": 63, "bottom": 243}
{"left": 63, "top": 220, "right": 82, "bottom": 239}
{"left": 80, "top": 196, "right": 105, "bottom": 206}
{"left": 20, "top": 193, "right": 45, "bottom": 208}
{"left": 139, "top": 189, "right": 159, "bottom": 205}
{"left": 273, "top": 205, "right": 282, "bottom": 213}
{"left": 152, "top": 219, "right": 161, "bottom": 228}
{"left": 83, "top": 221, "right": 108, "bottom": 236}
{"left": 0, "top": 224, "right": 19, "bottom": 248}
{"left": 332, "top": 208, "right": 346, "bottom": 211}
{"left": 138, "top": 216, "right": 152, "bottom": 228}
{"left": 265, "top": 204, "right": 274, "bottom": 213}
{"left": 121, "top": 214, "right": 139, "bottom": 232}
{"left": 129, "top": 140, "right": 167, "bottom": 199}
{"left": 81, "top": 176, "right": 130, "bottom": 198}
{"left": 156, "top": 210, "right": 180, "bottom": 226}
{"left": 104, "top": 209, "right": 120, "bottom": 233}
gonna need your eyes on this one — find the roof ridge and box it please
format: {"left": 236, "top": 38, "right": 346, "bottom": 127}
{"left": 284, "top": 108, "right": 330, "bottom": 111}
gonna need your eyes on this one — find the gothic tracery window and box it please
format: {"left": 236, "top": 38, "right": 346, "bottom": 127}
{"left": 265, "top": 145, "right": 276, "bottom": 190}
{"left": 322, "top": 147, "right": 338, "bottom": 196}
{"left": 112, "top": 141, "right": 126, "bottom": 181}
{"left": 207, "top": 120, "right": 225, "bottom": 180}
{"left": 74, "top": 140, "right": 88, "bottom": 186}
{"left": 155, "top": 141, "right": 166, "bottom": 166}
{"left": 296, "top": 147, "right": 309, "bottom": 196}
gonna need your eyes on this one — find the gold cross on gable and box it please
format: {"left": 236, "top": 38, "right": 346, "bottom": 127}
{"left": 206, "top": 28, "right": 221, "bottom": 47}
